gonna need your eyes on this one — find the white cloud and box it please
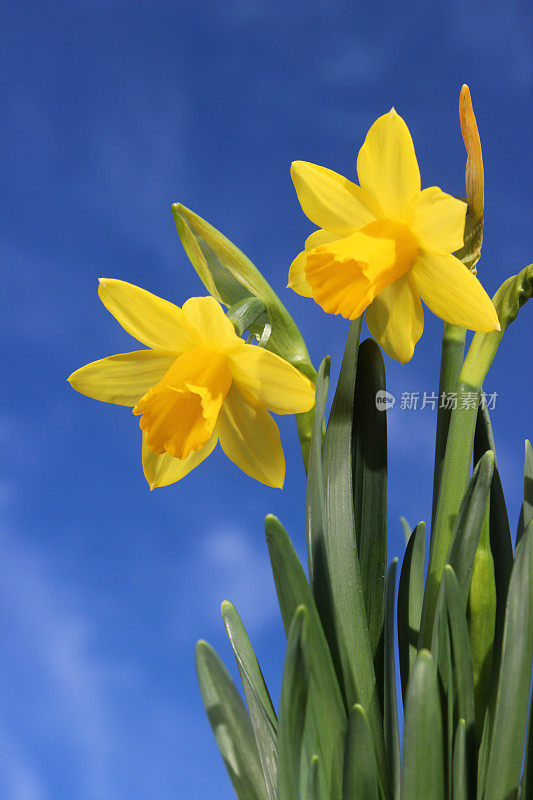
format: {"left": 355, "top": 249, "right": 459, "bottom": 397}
{"left": 0, "top": 530, "right": 117, "bottom": 800}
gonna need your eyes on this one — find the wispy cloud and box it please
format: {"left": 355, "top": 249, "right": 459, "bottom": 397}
{"left": 0, "top": 529, "right": 117, "bottom": 799}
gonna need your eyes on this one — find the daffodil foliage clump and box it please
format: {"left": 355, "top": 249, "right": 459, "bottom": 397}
{"left": 69, "top": 87, "right": 533, "bottom": 800}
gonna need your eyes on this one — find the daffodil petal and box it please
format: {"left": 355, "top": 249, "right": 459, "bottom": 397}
{"left": 408, "top": 187, "right": 467, "bottom": 253}
{"left": 217, "top": 384, "right": 285, "bottom": 488}
{"left": 366, "top": 274, "right": 424, "bottom": 363}
{"left": 142, "top": 430, "right": 218, "bottom": 489}
{"left": 305, "top": 229, "right": 339, "bottom": 250}
{"left": 181, "top": 296, "right": 238, "bottom": 348}
{"left": 291, "top": 161, "right": 381, "bottom": 235}
{"left": 288, "top": 251, "right": 313, "bottom": 297}
{"left": 412, "top": 251, "right": 500, "bottom": 331}
{"left": 305, "top": 219, "right": 419, "bottom": 320}
{"left": 288, "top": 230, "right": 339, "bottom": 297}
{"left": 356, "top": 110, "right": 421, "bottom": 219}
{"left": 98, "top": 279, "right": 192, "bottom": 351}
{"left": 67, "top": 350, "right": 177, "bottom": 406}
{"left": 226, "top": 345, "right": 316, "bottom": 414}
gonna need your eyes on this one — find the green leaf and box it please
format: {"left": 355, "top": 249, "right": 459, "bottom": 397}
{"left": 400, "top": 517, "right": 412, "bottom": 546}
{"left": 467, "top": 517, "right": 496, "bottom": 739}
{"left": 517, "top": 439, "right": 533, "bottom": 545}
{"left": 473, "top": 404, "right": 513, "bottom": 680}
{"left": 221, "top": 601, "right": 278, "bottom": 800}
{"left": 277, "top": 606, "right": 309, "bottom": 800}
{"left": 306, "top": 357, "right": 330, "bottom": 608}
{"left": 352, "top": 338, "right": 388, "bottom": 677}
{"left": 321, "top": 318, "right": 363, "bottom": 699}
{"left": 321, "top": 322, "right": 391, "bottom": 800}
{"left": 452, "top": 720, "right": 469, "bottom": 800}
{"left": 476, "top": 708, "right": 491, "bottom": 800}
{"left": 447, "top": 451, "right": 494, "bottom": 604}
{"left": 431, "top": 566, "right": 476, "bottom": 795}
{"left": 195, "top": 640, "right": 268, "bottom": 800}
{"left": 342, "top": 704, "right": 380, "bottom": 800}
{"left": 384, "top": 559, "right": 401, "bottom": 800}
{"left": 442, "top": 567, "right": 476, "bottom": 754}
{"left": 484, "top": 520, "right": 533, "bottom": 800}
{"left": 431, "top": 323, "right": 467, "bottom": 530}
{"left": 398, "top": 521, "right": 426, "bottom": 703}
{"left": 265, "top": 515, "right": 346, "bottom": 800}
{"left": 522, "top": 689, "right": 533, "bottom": 800}
{"left": 401, "top": 650, "right": 445, "bottom": 800}
{"left": 306, "top": 755, "right": 320, "bottom": 800}
{"left": 172, "top": 203, "right": 317, "bottom": 466}
{"left": 430, "top": 580, "right": 454, "bottom": 800}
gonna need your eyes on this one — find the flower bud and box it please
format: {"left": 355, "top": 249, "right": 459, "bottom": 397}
{"left": 460, "top": 85, "right": 484, "bottom": 220}
{"left": 457, "top": 85, "right": 484, "bottom": 273}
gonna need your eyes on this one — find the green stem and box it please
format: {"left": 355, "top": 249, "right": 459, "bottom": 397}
{"left": 296, "top": 410, "right": 314, "bottom": 474}
{"left": 420, "top": 326, "right": 504, "bottom": 648}
{"left": 431, "top": 324, "right": 467, "bottom": 529}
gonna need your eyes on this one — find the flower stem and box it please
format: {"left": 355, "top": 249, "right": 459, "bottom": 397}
{"left": 420, "top": 325, "right": 504, "bottom": 648}
{"left": 431, "top": 323, "right": 467, "bottom": 529}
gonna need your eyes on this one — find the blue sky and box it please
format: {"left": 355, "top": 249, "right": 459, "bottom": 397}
{"left": 1, "top": 1, "right": 532, "bottom": 798}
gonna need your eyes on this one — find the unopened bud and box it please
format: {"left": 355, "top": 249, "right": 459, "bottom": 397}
{"left": 456, "top": 85, "right": 484, "bottom": 273}
{"left": 460, "top": 84, "right": 484, "bottom": 222}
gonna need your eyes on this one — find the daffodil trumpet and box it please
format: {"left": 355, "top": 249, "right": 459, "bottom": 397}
{"left": 68, "top": 279, "right": 315, "bottom": 489}
{"left": 288, "top": 108, "right": 499, "bottom": 363}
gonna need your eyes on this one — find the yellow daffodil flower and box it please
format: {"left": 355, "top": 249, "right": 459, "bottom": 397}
{"left": 68, "top": 279, "right": 316, "bottom": 489}
{"left": 288, "top": 109, "right": 500, "bottom": 363}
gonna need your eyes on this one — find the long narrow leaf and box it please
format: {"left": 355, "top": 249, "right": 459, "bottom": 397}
{"left": 265, "top": 515, "right": 346, "bottom": 800}
{"left": 473, "top": 404, "right": 513, "bottom": 679}
{"left": 277, "top": 606, "right": 309, "bottom": 800}
{"left": 322, "top": 321, "right": 390, "bottom": 799}
{"left": 221, "top": 602, "right": 278, "bottom": 800}
{"left": 400, "top": 517, "right": 412, "bottom": 546}
{"left": 195, "top": 640, "right": 268, "bottom": 800}
{"left": 476, "top": 708, "right": 491, "bottom": 800}
{"left": 343, "top": 704, "right": 379, "bottom": 800}
{"left": 401, "top": 650, "right": 445, "bottom": 800}
{"left": 307, "top": 357, "right": 330, "bottom": 609}
{"left": 384, "top": 559, "right": 400, "bottom": 800}
{"left": 398, "top": 521, "right": 426, "bottom": 702}
{"left": 517, "top": 439, "right": 533, "bottom": 545}
{"left": 442, "top": 566, "right": 476, "bottom": 784}
{"left": 431, "top": 323, "right": 467, "bottom": 530}
{"left": 521, "top": 689, "right": 533, "bottom": 800}
{"left": 430, "top": 583, "right": 454, "bottom": 800}
{"left": 307, "top": 755, "right": 320, "bottom": 800}
{"left": 484, "top": 521, "right": 533, "bottom": 800}
{"left": 447, "top": 451, "right": 494, "bottom": 604}
{"left": 352, "top": 338, "right": 388, "bottom": 681}
{"left": 452, "top": 720, "right": 469, "bottom": 800}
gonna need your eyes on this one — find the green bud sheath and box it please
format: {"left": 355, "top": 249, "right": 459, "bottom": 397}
{"left": 467, "top": 503, "right": 496, "bottom": 739}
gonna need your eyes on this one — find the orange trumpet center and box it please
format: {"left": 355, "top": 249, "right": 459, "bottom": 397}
{"left": 133, "top": 347, "right": 232, "bottom": 459}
